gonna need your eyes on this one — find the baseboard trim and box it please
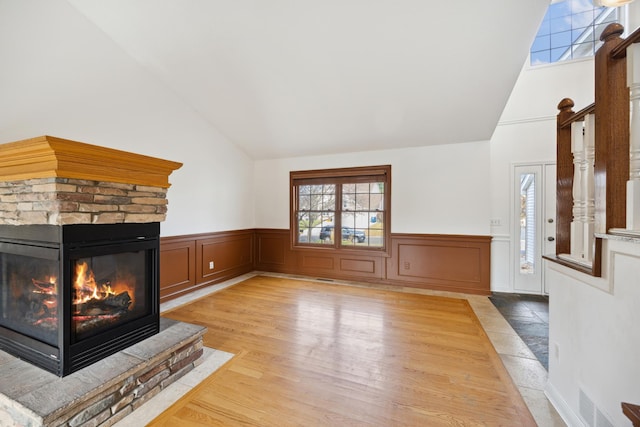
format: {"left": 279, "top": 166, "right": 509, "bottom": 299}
{"left": 545, "top": 382, "right": 585, "bottom": 427}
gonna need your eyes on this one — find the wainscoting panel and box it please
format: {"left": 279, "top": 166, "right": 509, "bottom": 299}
{"left": 255, "top": 229, "right": 295, "bottom": 272}
{"left": 387, "top": 234, "right": 491, "bottom": 294}
{"left": 253, "top": 229, "right": 385, "bottom": 280}
{"left": 300, "top": 253, "right": 335, "bottom": 270}
{"left": 159, "top": 237, "right": 196, "bottom": 302}
{"left": 395, "top": 244, "right": 481, "bottom": 281}
{"left": 340, "top": 257, "right": 376, "bottom": 274}
{"left": 160, "top": 230, "right": 253, "bottom": 303}
{"left": 198, "top": 231, "right": 253, "bottom": 282}
{"left": 256, "top": 235, "right": 286, "bottom": 265}
{"left": 299, "top": 252, "right": 384, "bottom": 280}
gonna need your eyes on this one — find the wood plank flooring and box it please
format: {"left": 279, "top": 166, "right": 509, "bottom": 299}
{"left": 150, "top": 276, "right": 535, "bottom": 426}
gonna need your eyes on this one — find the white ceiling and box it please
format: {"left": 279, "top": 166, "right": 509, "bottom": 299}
{"left": 68, "top": 0, "right": 549, "bottom": 160}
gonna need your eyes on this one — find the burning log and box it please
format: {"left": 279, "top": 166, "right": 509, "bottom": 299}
{"left": 74, "top": 291, "right": 132, "bottom": 316}
{"left": 26, "top": 287, "right": 58, "bottom": 320}
{"left": 32, "top": 278, "right": 56, "bottom": 293}
{"left": 33, "top": 317, "right": 58, "bottom": 330}
{"left": 73, "top": 280, "right": 113, "bottom": 301}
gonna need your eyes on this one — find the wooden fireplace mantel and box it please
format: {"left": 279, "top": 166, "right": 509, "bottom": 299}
{"left": 0, "top": 135, "right": 182, "bottom": 188}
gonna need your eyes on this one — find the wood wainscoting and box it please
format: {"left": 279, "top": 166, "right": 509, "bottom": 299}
{"left": 160, "top": 229, "right": 253, "bottom": 302}
{"left": 160, "top": 228, "right": 491, "bottom": 302}
{"left": 254, "top": 228, "right": 385, "bottom": 281}
{"left": 386, "top": 233, "right": 491, "bottom": 295}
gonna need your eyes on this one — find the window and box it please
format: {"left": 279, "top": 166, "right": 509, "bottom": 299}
{"left": 290, "top": 165, "right": 390, "bottom": 252}
{"left": 519, "top": 173, "right": 536, "bottom": 275}
{"left": 530, "top": 0, "right": 619, "bottom": 66}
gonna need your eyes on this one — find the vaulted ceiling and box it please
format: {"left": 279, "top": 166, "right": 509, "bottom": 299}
{"left": 68, "top": 0, "right": 549, "bottom": 159}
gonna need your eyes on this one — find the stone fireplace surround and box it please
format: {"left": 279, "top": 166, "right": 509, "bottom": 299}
{"left": 0, "top": 177, "right": 168, "bottom": 226}
{"left": 0, "top": 135, "right": 181, "bottom": 226}
{"left": 0, "top": 136, "right": 208, "bottom": 426}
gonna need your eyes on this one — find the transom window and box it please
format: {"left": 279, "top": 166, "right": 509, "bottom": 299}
{"left": 290, "top": 165, "right": 390, "bottom": 252}
{"left": 530, "top": 0, "right": 619, "bottom": 66}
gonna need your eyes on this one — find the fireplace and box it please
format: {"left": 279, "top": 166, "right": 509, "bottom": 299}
{"left": 0, "top": 222, "right": 160, "bottom": 376}
{"left": 0, "top": 135, "right": 181, "bottom": 377}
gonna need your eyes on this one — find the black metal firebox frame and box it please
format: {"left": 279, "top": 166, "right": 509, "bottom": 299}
{"left": 0, "top": 222, "right": 160, "bottom": 376}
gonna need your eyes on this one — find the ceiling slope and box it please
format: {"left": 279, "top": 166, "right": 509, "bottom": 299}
{"left": 68, "top": 0, "right": 549, "bottom": 159}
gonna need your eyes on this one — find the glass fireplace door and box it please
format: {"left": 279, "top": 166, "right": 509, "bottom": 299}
{"left": 0, "top": 222, "right": 160, "bottom": 376}
{"left": 71, "top": 250, "right": 150, "bottom": 342}
{"left": 0, "top": 246, "right": 60, "bottom": 347}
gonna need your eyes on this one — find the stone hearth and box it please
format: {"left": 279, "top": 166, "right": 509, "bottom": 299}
{"left": 0, "top": 318, "right": 205, "bottom": 426}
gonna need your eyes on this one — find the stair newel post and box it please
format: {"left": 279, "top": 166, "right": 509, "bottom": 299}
{"left": 556, "top": 98, "right": 576, "bottom": 257}
{"left": 594, "top": 23, "right": 629, "bottom": 234}
{"left": 627, "top": 43, "right": 640, "bottom": 230}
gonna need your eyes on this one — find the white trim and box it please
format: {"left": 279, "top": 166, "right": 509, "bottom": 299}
{"left": 490, "top": 236, "right": 512, "bottom": 292}
{"left": 491, "top": 234, "right": 510, "bottom": 241}
{"left": 545, "top": 382, "right": 586, "bottom": 427}
{"left": 497, "top": 115, "right": 556, "bottom": 127}
{"left": 609, "top": 227, "right": 640, "bottom": 238}
{"left": 524, "top": 54, "right": 594, "bottom": 71}
{"left": 548, "top": 253, "right": 613, "bottom": 294}
{"left": 557, "top": 253, "right": 593, "bottom": 269}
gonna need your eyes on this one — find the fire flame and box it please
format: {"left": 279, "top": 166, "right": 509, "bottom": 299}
{"left": 73, "top": 261, "right": 133, "bottom": 307}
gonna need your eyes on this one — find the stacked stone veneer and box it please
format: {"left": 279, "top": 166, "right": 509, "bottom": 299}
{"left": 0, "top": 319, "right": 206, "bottom": 427}
{"left": 0, "top": 177, "right": 168, "bottom": 225}
{"left": 65, "top": 338, "right": 203, "bottom": 427}
{"left": 61, "top": 338, "right": 202, "bottom": 427}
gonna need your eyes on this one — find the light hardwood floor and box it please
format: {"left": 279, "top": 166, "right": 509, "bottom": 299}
{"left": 150, "top": 275, "right": 536, "bottom": 426}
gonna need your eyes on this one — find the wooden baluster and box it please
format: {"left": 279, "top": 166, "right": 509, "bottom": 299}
{"left": 571, "top": 121, "right": 585, "bottom": 259}
{"left": 583, "top": 114, "right": 596, "bottom": 262}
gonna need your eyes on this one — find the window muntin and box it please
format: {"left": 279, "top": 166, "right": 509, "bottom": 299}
{"left": 530, "top": 0, "right": 619, "bottom": 66}
{"left": 341, "top": 182, "right": 385, "bottom": 248}
{"left": 291, "top": 166, "right": 390, "bottom": 252}
{"left": 296, "top": 184, "right": 336, "bottom": 245}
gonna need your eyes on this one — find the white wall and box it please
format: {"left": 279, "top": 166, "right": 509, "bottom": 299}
{"left": 546, "top": 239, "right": 640, "bottom": 427}
{"left": 254, "top": 141, "right": 491, "bottom": 236}
{"left": 0, "top": 0, "right": 255, "bottom": 236}
{"left": 489, "top": 57, "right": 594, "bottom": 292}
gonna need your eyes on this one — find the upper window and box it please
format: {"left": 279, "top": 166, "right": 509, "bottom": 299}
{"left": 290, "top": 165, "right": 390, "bottom": 252}
{"left": 530, "top": 0, "right": 620, "bottom": 66}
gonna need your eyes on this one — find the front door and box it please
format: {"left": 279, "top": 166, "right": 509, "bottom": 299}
{"left": 513, "top": 163, "right": 556, "bottom": 294}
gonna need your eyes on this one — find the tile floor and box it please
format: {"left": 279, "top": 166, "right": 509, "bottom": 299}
{"left": 462, "top": 292, "right": 564, "bottom": 426}
{"left": 489, "top": 292, "right": 550, "bottom": 370}
{"left": 115, "top": 273, "right": 566, "bottom": 426}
